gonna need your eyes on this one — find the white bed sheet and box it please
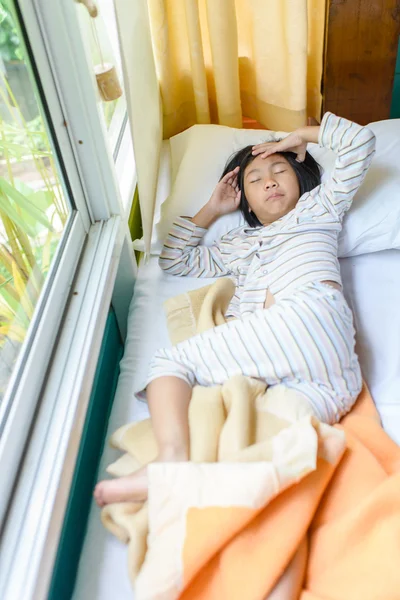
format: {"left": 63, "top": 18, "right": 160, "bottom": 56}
{"left": 73, "top": 248, "right": 400, "bottom": 600}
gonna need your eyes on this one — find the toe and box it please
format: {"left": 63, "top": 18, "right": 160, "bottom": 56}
{"left": 92, "top": 471, "right": 149, "bottom": 505}
{"left": 94, "top": 483, "right": 105, "bottom": 507}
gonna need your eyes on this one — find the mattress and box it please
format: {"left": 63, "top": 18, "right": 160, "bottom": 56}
{"left": 73, "top": 248, "right": 400, "bottom": 600}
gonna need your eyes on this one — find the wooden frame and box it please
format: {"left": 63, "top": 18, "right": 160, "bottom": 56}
{"left": 323, "top": 0, "right": 400, "bottom": 124}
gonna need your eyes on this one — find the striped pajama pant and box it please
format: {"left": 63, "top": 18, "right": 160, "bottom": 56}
{"left": 144, "top": 282, "right": 362, "bottom": 424}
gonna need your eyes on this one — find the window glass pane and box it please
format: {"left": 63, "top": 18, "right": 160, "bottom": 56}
{"left": 96, "top": 0, "right": 124, "bottom": 130}
{"left": 0, "top": 0, "right": 72, "bottom": 403}
{"left": 76, "top": 0, "right": 135, "bottom": 208}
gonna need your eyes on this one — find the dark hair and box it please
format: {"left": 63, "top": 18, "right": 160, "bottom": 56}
{"left": 221, "top": 146, "right": 322, "bottom": 227}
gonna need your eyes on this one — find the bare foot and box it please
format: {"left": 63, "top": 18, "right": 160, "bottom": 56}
{"left": 94, "top": 465, "right": 148, "bottom": 507}
{"left": 94, "top": 447, "right": 188, "bottom": 507}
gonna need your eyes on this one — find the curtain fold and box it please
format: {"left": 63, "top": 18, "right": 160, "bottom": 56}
{"left": 204, "top": 0, "right": 242, "bottom": 129}
{"left": 114, "top": 0, "right": 162, "bottom": 256}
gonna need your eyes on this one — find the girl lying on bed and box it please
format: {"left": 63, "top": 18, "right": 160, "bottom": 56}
{"left": 95, "top": 112, "right": 376, "bottom": 506}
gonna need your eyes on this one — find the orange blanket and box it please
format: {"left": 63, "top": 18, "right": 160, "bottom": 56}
{"left": 178, "top": 385, "right": 400, "bottom": 600}
{"left": 301, "top": 387, "right": 400, "bottom": 600}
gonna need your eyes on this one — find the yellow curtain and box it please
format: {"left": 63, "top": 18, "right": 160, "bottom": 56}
{"left": 148, "top": 0, "right": 327, "bottom": 138}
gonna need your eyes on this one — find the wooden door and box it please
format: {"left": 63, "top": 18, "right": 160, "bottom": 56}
{"left": 323, "top": 0, "right": 400, "bottom": 123}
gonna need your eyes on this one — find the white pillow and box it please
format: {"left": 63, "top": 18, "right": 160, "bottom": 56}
{"left": 148, "top": 119, "right": 400, "bottom": 257}
{"left": 148, "top": 125, "right": 287, "bottom": 253}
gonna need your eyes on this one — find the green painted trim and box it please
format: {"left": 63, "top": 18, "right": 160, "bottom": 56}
{"left": 395, "top": 36, "right": 400, "bottom": 74}
{"left": 391, "top": 37, "right": 400, "bottom": 118}
{"left": 128, "top": 185, "right": 143, "bottom": 262}
{"left": 48, "top": 307, "right": 123, "bottom": 600}
{"left": 391, "top": 74, "right": 400, "bottom": 119}
{"left": 128, "top": 186, "right": 142, "bottom": 241}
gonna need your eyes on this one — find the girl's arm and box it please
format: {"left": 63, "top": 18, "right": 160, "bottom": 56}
{"left": 159, "top": 216, "right": 229, "bottom": 277}
{"left": 313, "top": 112, "right": 376, "bottom": 218}
{"left": 159, "top": 167, "right": 241, "bottom": 278}
{"left": 253, "top": 113, "right": 376, "bottom": 219}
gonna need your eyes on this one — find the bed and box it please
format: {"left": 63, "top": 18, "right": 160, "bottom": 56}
{"left": 73, "top": 111, "right": 400, "bottom": 598}
{"left": 72, "top": 242, "right": 400, "bottom": 600}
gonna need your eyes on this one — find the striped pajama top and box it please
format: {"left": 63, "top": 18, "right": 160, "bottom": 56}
{"left": 159, "top": 112, "right": 376, "bottom": 320}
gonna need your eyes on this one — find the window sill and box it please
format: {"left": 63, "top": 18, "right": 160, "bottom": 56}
{"left": 0, "top": 216, "right": 129, "bottom": 600}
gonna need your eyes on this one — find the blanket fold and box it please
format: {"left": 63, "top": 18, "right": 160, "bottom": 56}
{"left": 101, "top": 278, "right": 400, "bottom": 600}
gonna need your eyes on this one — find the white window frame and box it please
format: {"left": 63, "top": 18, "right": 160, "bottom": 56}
{"left": 114, "top": 111, "right": 137, "bottom": 218}
{"left": 0, "top": 0, "right": 137, "bottom": 597}
{"left": 107, "top": 90, "right": 128, "bottom": 155}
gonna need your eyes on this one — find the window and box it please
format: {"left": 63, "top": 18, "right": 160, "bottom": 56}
{"left": 76, "top": 0, "right": 136, "bottom": 213}
{"left": 0, "top": 1, "right": 73, "bottom": 411}
{"left": 0, "top": 2, "right": 136, "bottom": 593}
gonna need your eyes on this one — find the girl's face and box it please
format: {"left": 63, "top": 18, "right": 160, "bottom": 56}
{"left": 243, "top": 154, "right": 300, "bottom": 225}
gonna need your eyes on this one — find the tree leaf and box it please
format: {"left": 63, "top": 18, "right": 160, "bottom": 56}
{"left": 41, "top": 229, "right": 52, "bottom": 273}
{"left": 30, "top": 190, "right": 55, "bottom": 212}
{"left": 0, "top": 283, "right": 30, "bottom": 327}
{"left": 6, "top": 181, "right": 50, "bottom": 235}
{"left": 0, "top": 323, "right": 26, "bottom": 343}
{"left": 0, "top": 242, "right": 14, "bottom": 276}
{"left": 0, "top": 140, "right": 25, "bottom": 159}
{"left": 0, "top": 272, "right": 19, "bottom": 302}
{"left": 11, "top": 260, "right": 33, "bottom": 318}
{"left": 0, "top": 176, "right": 54, "bottom": 231}
{"left": 0, "top": 190, "right": 36, "bottom": 236}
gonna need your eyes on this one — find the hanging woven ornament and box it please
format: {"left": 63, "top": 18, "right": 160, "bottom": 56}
{"left": 77, "top": 0, "right": 123, "bottom": 102}
{"left": 91, "top": 19, "right": 122, "bottom": 102}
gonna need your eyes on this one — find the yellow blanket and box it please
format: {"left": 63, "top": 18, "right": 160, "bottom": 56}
{"left": 101, "top": 278, "right": 400, "bottom": 600}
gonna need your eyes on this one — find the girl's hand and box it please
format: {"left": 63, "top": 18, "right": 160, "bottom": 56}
{"left": 192, "top": 166, "right": 241, "bottom": 228}
{"left": 252, "top": 131, "right": 308, "bottom": 163}
{"left": 209, "top": 166, "right": 241, "bottom": 216}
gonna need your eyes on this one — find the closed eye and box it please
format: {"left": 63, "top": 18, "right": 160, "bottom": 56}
{"left": 250, "top": 178, "right": 261, "bottom": 183}
{"left": 274, "top": 170, "right": 286, "bottom": 174}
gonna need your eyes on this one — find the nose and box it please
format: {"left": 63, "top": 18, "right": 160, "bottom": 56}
{"left": 263, "top": 177, "right": 278, "bottom": 190}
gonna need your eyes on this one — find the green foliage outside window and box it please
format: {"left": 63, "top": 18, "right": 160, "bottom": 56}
{"left": 0, "top": 0, "right": 69, "bottom": 400}
{"left": 0, "top": 0, "right": 22, "bottom": 62}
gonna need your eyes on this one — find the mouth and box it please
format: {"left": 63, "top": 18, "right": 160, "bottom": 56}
{"left": 267, "top": 193, "right": 284, "bottom": 201}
